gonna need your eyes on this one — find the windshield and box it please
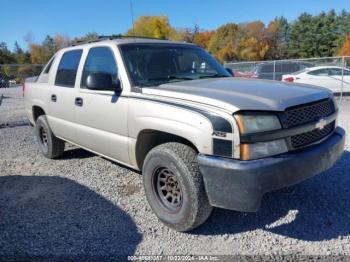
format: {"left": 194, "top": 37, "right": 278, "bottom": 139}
{"left": 120, "top": 44, "right": 231, "bottom": 87}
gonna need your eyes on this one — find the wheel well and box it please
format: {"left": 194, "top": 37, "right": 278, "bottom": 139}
{"left": 32, "top": 106, "right": 46, "bottom": 122}
{"left": 135, "top": 130, "right": 198, "bottom": 170}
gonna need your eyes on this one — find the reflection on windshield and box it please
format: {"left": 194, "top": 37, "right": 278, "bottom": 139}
{"left": 120, "top": 44, "right": 231, "bottom": 87}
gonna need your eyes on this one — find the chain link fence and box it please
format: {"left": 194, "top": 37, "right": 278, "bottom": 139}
{"left": 0, "top": 64, "right": 44, "bottom": 88}
{"left": 224, "top": 56, "right": 350, "bottom": 97}
{"left": 2, "top": 58, "right": 350, "bottom": 97}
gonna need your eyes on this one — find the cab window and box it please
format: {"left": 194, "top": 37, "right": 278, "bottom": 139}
{"left": 81, "top": 47, "right": 118, "bottom": 88}
{"left": 55, "top": 49, "right": 83, "bottom": 87}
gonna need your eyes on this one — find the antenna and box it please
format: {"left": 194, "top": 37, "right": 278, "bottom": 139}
{"left": 130, "top": 0, "right": 135, "bottom": 37}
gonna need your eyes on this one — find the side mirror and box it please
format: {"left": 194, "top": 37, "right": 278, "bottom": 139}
{"left": 86, "top": 73, "right": 122, "bottom": 92}
{"left": 225, "top": 67, "right": 234, "bottom": 77}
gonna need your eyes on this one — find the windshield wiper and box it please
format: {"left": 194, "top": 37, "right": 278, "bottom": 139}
{"left": 198, "top": 73, "right": 229, "bottom": 79}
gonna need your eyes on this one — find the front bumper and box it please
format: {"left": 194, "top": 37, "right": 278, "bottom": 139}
{"left": 198, "top": 127, "right": 345, "bottom": 212}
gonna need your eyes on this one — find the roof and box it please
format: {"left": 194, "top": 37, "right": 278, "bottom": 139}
{"left": 71, "top": 36, "right": 194, "bottom": 47}
{"left": 304, "top": 65, "right": 349, "bottom": 70}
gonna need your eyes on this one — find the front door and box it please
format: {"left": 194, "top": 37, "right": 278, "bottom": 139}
{"left": 74, "top": 46, "right": 129, "bottom": 164}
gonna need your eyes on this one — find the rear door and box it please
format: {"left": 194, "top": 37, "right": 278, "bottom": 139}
{"left": 74, "top": 46, "right": 129, "bottom": 164}
{"left": 48, "top": 49, "right": 82, "bottom": 142}
{"left": 297, "top": 68, "right": 333, "bottom": 90}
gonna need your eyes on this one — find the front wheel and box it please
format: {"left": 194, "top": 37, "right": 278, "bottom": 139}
{"left": 142, "top": 142, "right": 213, "bottom": 231}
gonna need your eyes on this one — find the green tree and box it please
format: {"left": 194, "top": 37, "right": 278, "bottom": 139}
{"left": 288, "top": 13, "right": 314, "bottom": 58}
{"left": 265, "top": 17, "right": 289, "bottom": 59}
{"left": 0, "top": 42, "right": 16, "bottom": 64}
{"left": 288, "top": 11, "right": 339, "bottom": 58}
{"left": 13, "top": 41, "right": 30, "bottom": 64}
{"left": 314, "top": 10, "right": 338, "bottom": 56}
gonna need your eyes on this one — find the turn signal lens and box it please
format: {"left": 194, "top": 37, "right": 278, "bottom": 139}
{"left": 240, "top": 139, "right": 288, "bottom": 160}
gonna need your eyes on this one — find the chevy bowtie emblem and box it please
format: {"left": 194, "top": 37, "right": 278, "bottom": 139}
{"left": 315, "top": 118, "right": 327, "bottom": 130}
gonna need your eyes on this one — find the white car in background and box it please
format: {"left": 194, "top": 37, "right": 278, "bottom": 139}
{"left": 282, "top": 66, "right": 350, "bottom": 93}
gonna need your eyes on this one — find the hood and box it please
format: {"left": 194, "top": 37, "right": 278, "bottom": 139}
{"left": 142, "top": 78, "right": 332, "bottom": 112}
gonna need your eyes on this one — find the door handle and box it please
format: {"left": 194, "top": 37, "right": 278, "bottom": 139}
{"left": 51, "top": 94, "right": 57, "bottom": 102}
{"left": 75, "top": 97, "right": 83, "bottom": 107}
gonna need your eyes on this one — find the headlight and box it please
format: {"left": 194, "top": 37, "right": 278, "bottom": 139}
{"left": 235, "top": 113, "right": 281, "bottom": 134}
{"left": 240, "top": 139, "right": 288, "bottom": 160}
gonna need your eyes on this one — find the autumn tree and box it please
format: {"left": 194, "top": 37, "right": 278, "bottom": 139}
{"left": 126, "top": 16, "right": 175, "bottom": 39}
{"left": 29, "top": 35, "right": 54, "bottom": 64}
{"left": 54, "top": 34, "right": 71, "bottom": 49}
{"left": 73, "top": 32, "right": 99, "bottom": 43}
{"left": 335, "top": 10, "right": 350, "bottom": 53}
{"left": 29, "top": 34, "right": 71, "bottom": 64}
{"left": 339, "top": 35, "right": 350, "bottom": 55}
{"left": 238, "top": 21, "right": 265, "bottom": 40}
{"left": 171, "top": 25, "right": 201, "bottom": 43}
{"left": 237, "top": 37, "right": 269, "bottom": 61}
{"left": 208, "top": 23, "right": 240, "bottom": 62}
{"left": 194, "top": 31, "right": 215, "bottom": 49}
{"left": 236, "top": 21, "right": 269, "bottom": 60}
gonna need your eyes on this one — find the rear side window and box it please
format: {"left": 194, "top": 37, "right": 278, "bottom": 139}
{"left": 43, "top": 56, "right": 55, "bottom": 74}
{"left": 55, "top": 50, "right": 83, "bottom": 87}
{"left": 329, "top": 68, "right": 343, "bottom": 76}
{"left": 343, "top": 69, "right": 350, "bottom": 76}
{"left": 308, "top": 69, "right": 329, "bottom": 76}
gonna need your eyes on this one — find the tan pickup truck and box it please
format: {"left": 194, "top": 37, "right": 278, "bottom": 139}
{"left": 24, "top": 37, "right": 345, "bottom": 231}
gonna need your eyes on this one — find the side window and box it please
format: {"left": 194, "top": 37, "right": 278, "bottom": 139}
{"left": 55, "top": 49, "right": 83, "bottom": 87}
{"left": 329, "top": 68, "right": 343, "bottom": 76}
{"left": 343, "top": 69, "right": 350, "bottom": 76}
{"left": 81, "top": 47, "right": 118, "bottom": 88}
{"left": 308, "top": 69, "right": 329, "bottom": 76}
{"left": 43, "top": 56, "right": 55, "bottom": 74}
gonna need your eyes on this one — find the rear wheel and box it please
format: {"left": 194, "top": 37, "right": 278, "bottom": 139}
{"left": 142, "top": 142, "right": 213, "bottom": 231}
{"left": 35, "top": 115, "right": 65, "bottom": 159}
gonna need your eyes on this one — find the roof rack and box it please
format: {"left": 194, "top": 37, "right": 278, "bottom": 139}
{"left": 71, "top": 35, "right": 166, "bottom": 46}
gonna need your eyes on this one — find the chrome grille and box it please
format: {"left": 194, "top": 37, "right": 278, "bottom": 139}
{"left": 291, "top": 121, "right": 335, "bottom": 148}
{"left": 281, "top": 99, "right": 335, "bottom": 128}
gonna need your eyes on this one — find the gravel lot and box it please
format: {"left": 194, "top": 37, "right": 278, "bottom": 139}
{"left": 0, "top": 87, "right": 350, "bottom": 258}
